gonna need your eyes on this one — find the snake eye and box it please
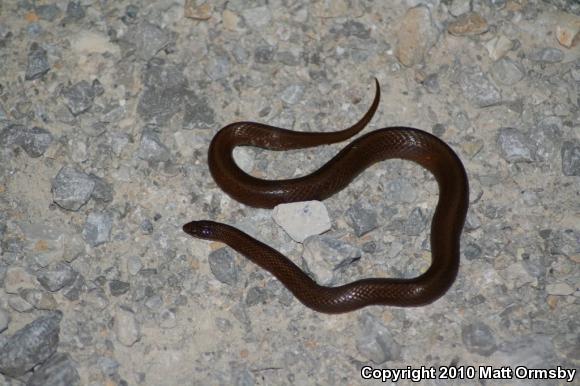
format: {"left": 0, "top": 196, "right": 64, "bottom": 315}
{"left": 201, "top": 226, "right": 212, "bottom": 238}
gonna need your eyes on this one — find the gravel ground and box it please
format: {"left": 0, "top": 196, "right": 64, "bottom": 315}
{"left": 0, "top": 1, "right": 579, "bottom": 385}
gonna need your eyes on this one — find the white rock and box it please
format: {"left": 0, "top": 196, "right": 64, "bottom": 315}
{"left": 503, "top": 263, "right": 537, "bottom": 289}
{"left": 127, "top": 255, "right": 143, "bottom": 276}
{"left": 4, "top": 267, "right": 37, "bottom": 294}
{"left": 241, "top": 6, "right": 272, "bottom": 28}
{"left": 484, "top": 35, "right": 514, "bottom": 60}
{"left": 449, "top": 0, "right": 471, "bottom": 17}
{"left": 546, "top": 282, "right": 574, "bottom": 296}
{"left": 303, "top": 235, "right": 361, "bottom": 285}
{"left": 272, "top": 201, "right": 331, "bottom": 242}
{"left": 232, "top": 147, "right": 255, "bottom": 173}
{"left": 115, "top": 306, "right": 141, "bottom": 347}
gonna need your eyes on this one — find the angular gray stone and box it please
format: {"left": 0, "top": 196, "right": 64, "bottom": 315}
{"left": 207, "top": 54, "right": 231, "bottom": 80}
{"left": 137, "top": 60, "right": 187, "bottom": 124}
{"left": 0, "top": 125, "right": 52, "bottom": 157}
{"left": 528, "top": 47, "right": 564, "bottom": 63}
{"left": 464, "top": 242, "right": 483, "bottom": 260}
{"left": 383, "top": 177, "right": 417, "bottom": 203}
{"left": 62, "top": 80, "right": 95, "bottom": 116}
{"left": 183, "top": 91, "right": 215, "bottom": 130}
{"left": 137, "top": 130, "right": 170, "bottom": 162}
{"left": 241, "top": 6, "right": 272, "bottom": 28}
{"left": 303, "top": 235, "right": 362, "bottom": 285}
{"left": 62, "top": 274, "right": 85, "bottom": 301}
{"left": 4, "top": 266, "right": 36, "bottom": 294}
{"left": 82, "top": 212, "right": 113, "bottom": 247}
{"left": 561, "top": 141, "right": 580, "bottom": 176}
{"left": 280, "top": 84, "right": 304, "bottom": 105}
{"left": 461, "top": 322, "right": 497, "bottom": 356}
{"left": 26, "top": 352, "right": 81, "bottom": 386}
{"left": 491, "top": 57, "right": 525, "bottom": 86}
{"left": 403, "top": 207, "right": 427, "bottom": 236}
{"left": 109, "top": 280, "right": 130, "bottom": 296}
{"left": 356, "top": 313, "right": 401, "bottom": 364}
{"left": 449, "top": 0, "right": 471, "bottom": 16}
{"left": 36, "top": 262, "right": 78, "bottom": 292}
{"left": 139, "top": 219, "right": 154, "bottom": 234}
{"left": 245, "top": 286, "right": 268, "bottom": 307}
{"left": 346, "top": 201, "right": 379, "bottom": 237}
{"left": 0, "top": 308, "right": 10, "bottom": 333}
{"left": 497, "top": 127, "right": 536, "bottom": 163}
{"left": 121, "top": 21, "right": 173, "bottom": 60}
{"left": 25, "top": 42, "right": 50, "bottom": 80}
{"left": 0, "top": 311, "right": 62, "bottom": 377}
{"left": 8, "top": 295, "right": 34, "bottom": 313}
{"left": 277, "top": 51, "right": 300, "bottom": 66}
{"left": 66, "top": 1, "right": 85, "bottom": 20}
{"left": 97, "top": 356, "right": 120, "bottom": 377}
{"left": 114, "top": 306, "right": 140, "bottom": 347}
{"left": 52, "top": 166, "right": 95, "bottom": 211}
{"left": 88, "top": 174, "right": 113, "bottom": 203}
{"left": 232, "top": 367, "right": 255, "bottom": 386}
{"left": 20, "top": 288, "right": 58, "bottom": 310}
{"left": 0, "top": 124, "right": 25, "bottom": 149}
{"left": 19, "top": 127, "right": 53, "bottom": 157}
{"left": 254, "top": 45, "right": 276, "bottom": 64}
{"left": 330, "top": 20, "right": 371, "bottom": 39}
{"left": 208, "top": 248, "right": 238, "bottom": 285}
{"left": 35, "top": 5, "right": 63, "bottom": 21}
{"left": 458, "top": 66, "right": 501, "bottom": 107}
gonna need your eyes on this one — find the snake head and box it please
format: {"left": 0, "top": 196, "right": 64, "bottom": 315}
{"left": 182, "top": 220, "right": 215, "bottom": 240}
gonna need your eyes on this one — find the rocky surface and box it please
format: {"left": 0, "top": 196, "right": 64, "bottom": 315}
{"left": 0, "top": 0, "right": 578, "bottom": 385}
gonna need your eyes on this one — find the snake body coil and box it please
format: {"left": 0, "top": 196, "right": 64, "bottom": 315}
{"left": 183, "top": 80, "right": 469, "bottom": 314}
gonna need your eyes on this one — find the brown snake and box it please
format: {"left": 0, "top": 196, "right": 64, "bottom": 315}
{"left": 183, "top": 80, "right": 469, "bottom": 314}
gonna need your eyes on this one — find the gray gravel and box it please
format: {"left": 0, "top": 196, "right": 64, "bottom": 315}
{"left": 0, "top": 0, "right": 579, "bottom": 385}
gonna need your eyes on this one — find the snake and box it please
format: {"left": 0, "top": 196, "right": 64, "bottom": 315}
{"left": 183, "top": 79, "right": 469, "bottom": 314}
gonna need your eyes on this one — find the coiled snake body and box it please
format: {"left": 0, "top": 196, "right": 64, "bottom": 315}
{"left": 183, "top": 80, "right": 469, "bottom": 314}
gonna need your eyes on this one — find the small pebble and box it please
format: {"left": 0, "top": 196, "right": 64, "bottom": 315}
{"left": 208, "top": 248, "right": 238, "bottom": 285}
{"left": 36, "top": 262, "right": 78, "bottom": 292}
{"left": 497, "top": 127, "right": 536, "bottom": 163}
{"left": 137, "top": 130, "right": 171, "bottom": 163}
{"left": 303, "top": 235, "right": 361, "bottom": 285}
{"left": 545, "top": 282, "right": 574, "bottom": 296}
{"left": 458, "top": 66, "right": 501, "bottom": 107}
{"left": 0, "top": 308, "right": 10, "bottom": 333}
{"left": 82, "top": 211, "right": 113, "bottom": 247}
{"left": 346, "top": 201, "right": 378, "bottom": 237}
{"left": 561, "top": 141, "right": 580, "bottom": 176}
{"left": 394, "top": 5, "right": 438, "bottom": 66}
{"left": 448, "top": 13, "right": 488, "bottom": 36}
{"left": 114, "top": 306, "right": 140, "bottom": 347}
{"left": 356, "top": 313, "right": 401, "bottom": 364}
{"left": 52, "top": 167, "right": 95, "bottom": 211}
{"left": 62, "top": 80, "right": 95, "bottom": 116}
{"left": 25, "top": 42, "right": 50, "bottom": 80}
{"left": 0, "top": 311, "right": 62, "bottom": 377}
{"left": 26, "top": 352, "right": 81, "bottom": 386}
{"left": 528, "top": 47, "right": 564, "bottom": 63}
{"left": 461, "top": 322, "right": 497, "bottom": 356}
{"left": 4, "top": 267, "right": 36, "bottom": 294}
